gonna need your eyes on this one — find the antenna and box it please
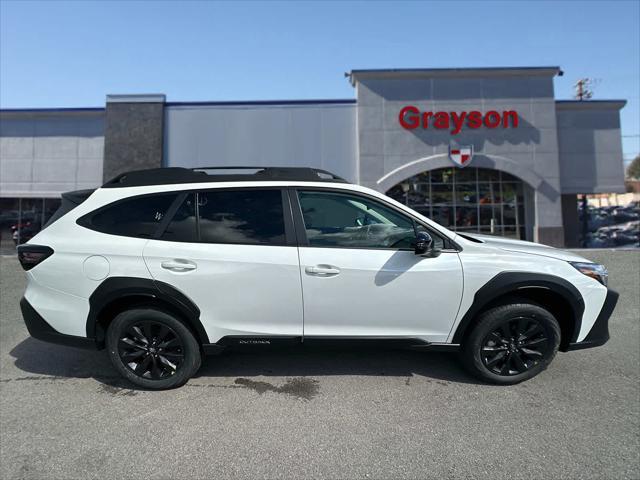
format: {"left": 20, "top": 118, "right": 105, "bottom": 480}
{"left": 573, "top": 78, "right": 598, "bottom": 100}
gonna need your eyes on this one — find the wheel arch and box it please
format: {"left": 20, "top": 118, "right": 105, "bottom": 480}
{"left": 87, "top": 277, "right": 209, "bottom": 349}
{"left": 451, "top": 272, "right": 585, "bottom": 351}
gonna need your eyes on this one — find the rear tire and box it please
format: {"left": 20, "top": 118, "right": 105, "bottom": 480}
{"left": 106, "top": 308, "right": 201, "bottom": 390}
{"left": 461, "top": 302, "right": 561, "bottom": 385}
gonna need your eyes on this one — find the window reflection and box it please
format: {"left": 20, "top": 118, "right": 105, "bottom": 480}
{"left": 162, "top": 190, "right": 286, "bottom": 245}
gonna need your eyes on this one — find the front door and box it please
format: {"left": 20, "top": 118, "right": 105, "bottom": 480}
{"left": 294, "top": 189, "right": 463, "bottom": 342}
{"left": 143, "top": 188, "right": 303, "bottom": 343}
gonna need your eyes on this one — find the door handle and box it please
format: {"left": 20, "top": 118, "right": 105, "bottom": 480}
{"left": 305, "top": 265, "right": 341, "bottom": 277}
{"left": 161, "top": 260, "right": 197, "bottom": 272}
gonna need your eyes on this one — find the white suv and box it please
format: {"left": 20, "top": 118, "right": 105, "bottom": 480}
{"left": 18, "top": 167, "right": 618, "bottom": 389}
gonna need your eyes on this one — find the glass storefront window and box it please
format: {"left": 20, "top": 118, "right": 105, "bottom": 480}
{"left": 478, "top": 169, "right": 500, "bottom": 182}
{"left": 430, "top": 168, "right": 454, "bottom": 184}
{"left": 454, "top": 168, "right": 477, "bottom": 183}
{"left": 478, "top": 183, "right": 496, "bottom": 204}
{"left": 386, "top": 167, "right": 526, "bottom": 239}
{"left": 0, "top": 197, "right": 61, "bottom": 253}
{"left": 431, "top": 184, "right": 454, "bottom": 204}
{"left": 455, "top": 184, "right": 477, "bottom": 204}
{"left": 431, "top": 206, "right": 454, "bottom": 228}
{"left": 456, "top": 206, "right": 478, "bottom": 228}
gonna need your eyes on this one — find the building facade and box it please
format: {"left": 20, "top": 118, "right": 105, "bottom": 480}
{"left": 0, "top": 66, "right": 626, "bottom": 248}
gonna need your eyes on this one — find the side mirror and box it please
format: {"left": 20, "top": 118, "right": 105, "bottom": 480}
{"left": 414, "top": 231, "right": 433, "bottom": 255}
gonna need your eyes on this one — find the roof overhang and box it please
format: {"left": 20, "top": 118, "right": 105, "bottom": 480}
{"left": 555, "top": 100, "right": 627, "bottom": 111}
{"left": 106, "top": 94, "right": 166, "bottom": 104}
{"left": 0, "top": 107, "right": 105, "bottom": 118}
{"left": 347, "top": 66, "right": 562, "bottom": 86}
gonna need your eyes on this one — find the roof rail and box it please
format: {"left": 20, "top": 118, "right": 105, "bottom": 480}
{"left": 102, "top": 166, "right": 348, "bottom": 188}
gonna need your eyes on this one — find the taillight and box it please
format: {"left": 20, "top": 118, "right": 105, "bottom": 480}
{"left": 17, "top": 245, "right": 54, "bottom": 271}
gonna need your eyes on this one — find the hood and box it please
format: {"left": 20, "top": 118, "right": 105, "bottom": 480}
{"left": 455, "top": 233, "right": 591, "bottom": 262}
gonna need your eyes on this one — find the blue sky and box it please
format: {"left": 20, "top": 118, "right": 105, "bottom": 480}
{"left": 1, "top": 0, "right": 638, "bottom": 163}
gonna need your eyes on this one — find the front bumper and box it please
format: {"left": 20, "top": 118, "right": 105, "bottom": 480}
{"left": 20, "top": 297, "right": 98, "bottom": 350}
{"left": 566, "top": 288, "right": 618, "bottom": 351}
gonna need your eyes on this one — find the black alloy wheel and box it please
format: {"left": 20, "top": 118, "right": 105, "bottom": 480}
{"left": 118, "top": 321, "right": 185, "bottom": 380}
{"left": 106, "top": 308, "right": 201, "bottom": 389}
{"left": 481, "top": 316, "right": 549, "bottom": 376}
{"left": 461, "top": 302, "right": 561, "bottom": 385}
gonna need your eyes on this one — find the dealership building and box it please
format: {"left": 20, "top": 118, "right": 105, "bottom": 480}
{"left": 0, "top": 66, "right": 627, "bottom": 247}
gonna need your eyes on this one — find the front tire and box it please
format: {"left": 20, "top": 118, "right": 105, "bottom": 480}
{"left": 106, "top": 308, "right": 201, "bottom": 390}
{"left": 461, "top": 302, "right": 561, "bottom": 385}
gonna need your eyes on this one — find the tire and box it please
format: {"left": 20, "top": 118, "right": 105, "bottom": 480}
{"left": 106, "top": 308, "right": 202, "bottom": 390}
{"left": 461, "top": 302, "right": 561, "bottom": 385}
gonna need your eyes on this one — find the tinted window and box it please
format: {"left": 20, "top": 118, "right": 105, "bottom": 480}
{"left": 162, "top": 193, "right": 197, "bottom": 242}
{"left": 161, "top": 189, "right": 286, "bottom": 245}
{"left": 88, "top": 194, "right": 177, "bottom": 238}
{"left": 297, "top": 191, "right": 418, "bottom": 249}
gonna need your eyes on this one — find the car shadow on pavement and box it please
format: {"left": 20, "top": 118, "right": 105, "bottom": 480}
{"left": 7, "top": 338, "right": 481, "bottom": 389}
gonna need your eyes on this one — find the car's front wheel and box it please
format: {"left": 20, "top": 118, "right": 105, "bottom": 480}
{"left": 106, "top": 308, "right": 201, "bottom": 390}
{"left": 461, "top": 301, "right": 561, "bottom": 384}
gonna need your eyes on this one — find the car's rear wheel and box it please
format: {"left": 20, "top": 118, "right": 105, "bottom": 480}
{"left": 461, "top": 302, "right": 561, "bottom": 384}
{"left": 106, "top": 308, "right": 201, "bottom": 390}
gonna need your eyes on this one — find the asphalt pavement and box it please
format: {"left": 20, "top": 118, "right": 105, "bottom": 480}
{"left": 0, "top": 250, "right": 638, "bottom": 479}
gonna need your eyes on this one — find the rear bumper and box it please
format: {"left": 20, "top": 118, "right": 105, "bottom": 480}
{"left": 566, "top": 288, "right": 618, "bottom": 351}
{"left": 20, "top": 297, "right": 98, "bottom": 350}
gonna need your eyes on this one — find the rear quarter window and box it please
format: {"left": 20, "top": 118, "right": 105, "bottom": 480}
{"left": 80, "top": 193, "right": 177, "bottom": 238}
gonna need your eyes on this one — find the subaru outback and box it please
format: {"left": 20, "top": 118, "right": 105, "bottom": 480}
{"left": 17, "top": 167, "right": 618, "bottom": 389}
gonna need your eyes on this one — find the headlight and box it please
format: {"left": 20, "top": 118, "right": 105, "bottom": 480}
{"left": 569, "top": 262, "right": 608, "bottom": 286}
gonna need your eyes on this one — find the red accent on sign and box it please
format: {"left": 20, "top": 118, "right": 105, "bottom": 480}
{"left": 398, "top": 106, "right": 519, "bottom": 134}
{"left": 449, "top": 145, "right": 474, "bottom": 167}
{"left": 398, "top": 106, "right": 420, "bottom": 129}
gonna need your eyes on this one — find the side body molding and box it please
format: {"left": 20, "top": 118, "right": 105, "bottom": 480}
{"left": 451, "top": 272, "right": 585, "bottom": 347}
{"left": 87, "top": 277, "right": 209, "bottom": 345}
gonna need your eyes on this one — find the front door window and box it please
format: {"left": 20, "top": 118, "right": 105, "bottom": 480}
{"left": 297, "top": 190, "right": 444, "bottom": 250}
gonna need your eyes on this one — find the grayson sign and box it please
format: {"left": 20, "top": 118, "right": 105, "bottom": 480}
{"left": 398, "top": 106, "right": 519, "bottom": 134}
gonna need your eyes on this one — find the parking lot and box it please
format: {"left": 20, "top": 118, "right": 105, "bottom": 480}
{"left": 0, "top": 250, "right": 638, "bottom": 479}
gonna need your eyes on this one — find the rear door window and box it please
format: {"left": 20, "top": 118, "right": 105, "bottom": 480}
{"left": 161, "top": 189, "right": 286, "bottom": 245}
{"left": 161, "top": 193, "right": 198, "bottom": 242}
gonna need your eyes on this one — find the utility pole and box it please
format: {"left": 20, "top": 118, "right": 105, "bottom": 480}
{"left": 575, "top": 77, "right": 595, "bottom": 247}
{"left": 574, "top": 78, "right": 594, "bottom": 101}
{"left": 581, "top": 194, "right": 589, "bottom": 247}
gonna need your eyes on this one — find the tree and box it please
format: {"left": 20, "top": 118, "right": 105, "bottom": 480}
{"left": 627, "top": 155, "right": 640, "bottom": 180}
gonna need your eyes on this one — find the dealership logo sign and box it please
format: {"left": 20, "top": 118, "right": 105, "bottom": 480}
{"left": 449, "top": 145, "right": 474, "bottom": 168}
{"left": 398, "top": 106, "right": 519, "bottom": 134}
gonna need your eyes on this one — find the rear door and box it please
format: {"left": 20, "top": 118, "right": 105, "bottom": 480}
{"left": 143, "top": 188, "right": 303, "bottom": 343}
{"left": 292, "top": 188, "right": 463, "bottom": 342}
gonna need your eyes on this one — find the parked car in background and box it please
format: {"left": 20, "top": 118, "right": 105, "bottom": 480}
{"left": 580, "top": 202, "right": 640, "bottom": 248}
{"left": 11, "top": 222, "right": 37, "bottom": 245}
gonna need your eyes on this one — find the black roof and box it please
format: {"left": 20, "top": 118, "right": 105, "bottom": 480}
{"left": 102, "top": 167, "right": 349, "bottom": 188}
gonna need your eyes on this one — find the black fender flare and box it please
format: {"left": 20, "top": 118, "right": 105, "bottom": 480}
{"left": 451, "top": 271, "right": 585, "bottom": 345}
{"left": 87, "top": 277, "right": 209, "bottom": 344}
